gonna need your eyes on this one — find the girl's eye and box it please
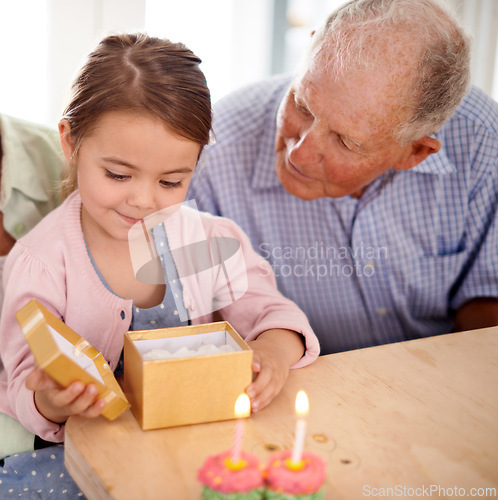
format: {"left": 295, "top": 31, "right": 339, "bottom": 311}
{"left": 160, "top": 180, "right": 183, "bottom": 189}
{"left": 105, "top": 170, "right": 129, "bottom": 181}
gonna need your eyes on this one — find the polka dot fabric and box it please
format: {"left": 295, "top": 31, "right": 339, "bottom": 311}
{"left": 0, "top": 445, "right": 85, "bottom": 498}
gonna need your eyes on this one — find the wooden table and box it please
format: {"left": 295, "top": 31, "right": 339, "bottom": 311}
{"left": 65, "top": 327, "right": 498, "bottom": 499}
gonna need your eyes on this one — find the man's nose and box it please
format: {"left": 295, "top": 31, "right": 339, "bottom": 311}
{"left": 288, "top": 129, "right": 322, "bottom": 166}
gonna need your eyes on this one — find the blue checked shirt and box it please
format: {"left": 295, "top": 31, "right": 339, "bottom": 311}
{"left": 188, "top": 75, "right": 498, "bottom": 354}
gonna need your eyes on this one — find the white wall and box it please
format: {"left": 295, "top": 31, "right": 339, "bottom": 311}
{"left": 48, "top": 0, "right": 146, "bottom": 127}
{"left": 0, "top": 1, "right": 50, "bottom": 125}
{"left": 0, "top": 0, "right": 274, "bottom": 127}
{"left": 145, "top": 0, "right": 273, "bottom": 104}
{"left": 0, "top": 0, "right": 496, "bottom": 128}
{"left": 448, "top": 0, "right": 498, "bottom": 100}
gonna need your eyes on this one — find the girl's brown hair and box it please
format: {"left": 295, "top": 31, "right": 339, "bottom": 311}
{"left": 61, "top": 33, "right": 212, "bottom": 198}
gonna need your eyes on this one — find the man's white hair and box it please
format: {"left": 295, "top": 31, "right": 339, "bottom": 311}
{"left": 308, "top": 0, "right": 471, "bottom": 143}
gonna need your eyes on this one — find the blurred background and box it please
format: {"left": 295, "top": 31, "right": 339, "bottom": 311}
{"left": 0, "top": 0, "right": 497, "bottom": 128}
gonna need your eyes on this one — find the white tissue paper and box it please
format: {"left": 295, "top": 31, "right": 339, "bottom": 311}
{"left": 143, "top": 343, "right": 235, "bottom": 360}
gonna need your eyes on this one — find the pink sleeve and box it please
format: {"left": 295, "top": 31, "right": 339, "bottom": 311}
{"left": 204, "top": 218, "right": 320, "bottom": 368}
{"left": 0, "top": 243, "right": 67, "bottom": 441}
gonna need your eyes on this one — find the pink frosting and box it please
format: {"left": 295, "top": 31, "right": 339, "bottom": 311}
{"left": 265, "top": 450, "right": 326, "bottom": 494}
{"left": 197, "top": 450, "right": 264, "bottom": 493}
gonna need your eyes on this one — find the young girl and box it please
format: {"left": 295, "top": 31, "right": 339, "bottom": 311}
{"left": 0, "top": 34, "right": 319, "bottom": 495}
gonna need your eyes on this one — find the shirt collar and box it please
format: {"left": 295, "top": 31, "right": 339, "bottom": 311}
{"left": 249, "top": 98, "right": 455, "bottom": 193}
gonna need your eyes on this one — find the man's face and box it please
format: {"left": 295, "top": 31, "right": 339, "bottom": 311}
{"left": 274, "top": 48, "right": 415, "bottom": 200}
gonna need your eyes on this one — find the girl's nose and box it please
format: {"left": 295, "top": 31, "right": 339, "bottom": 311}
{"left": 127, "top": 183, "right": 155, "bottom": 210}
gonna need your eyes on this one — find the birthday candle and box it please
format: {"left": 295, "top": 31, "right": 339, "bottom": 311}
{"left": 291, "top": 391, "right": 309, "bottom": 464}
{"left": 231, "top": 393, "right": 251, "bottom": 463}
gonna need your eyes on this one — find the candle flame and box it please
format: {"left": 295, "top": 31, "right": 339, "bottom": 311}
{"left": 295, "top": 390, "right": 309, "bottom": 417}
{"left": 235, "top": 393, "right": 251, "bottom": 418}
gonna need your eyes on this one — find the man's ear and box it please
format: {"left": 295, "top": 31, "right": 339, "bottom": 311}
{"left": 394, "top": 136, "right": 441, "bottom": 171}
{"left": 58, "top": 119, "right": 75, "bottom": 162}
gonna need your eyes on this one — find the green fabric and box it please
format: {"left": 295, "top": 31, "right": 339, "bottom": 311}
{"left": 0, "top": 113, "right": 65, "bottom": 239}
{"left": 0, "top": 413, "right": 35, "bottom": 460}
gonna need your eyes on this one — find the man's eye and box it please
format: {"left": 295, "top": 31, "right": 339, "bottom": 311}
{"left": 296, "top": 102, "right": 310, "bottom": 115}
{"left": 105, "top": 170, "right": 129, "bottom": 181}
{"left": 339, "top": 137, "right": 349, "bottom": 148}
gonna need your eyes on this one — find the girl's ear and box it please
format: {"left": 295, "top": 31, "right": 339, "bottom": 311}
{"left": 58, "top": 119, "right": 75, "bottom": 161}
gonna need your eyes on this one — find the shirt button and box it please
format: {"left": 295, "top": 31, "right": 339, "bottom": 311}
{"left": 120, "top": 310, "right": 126, "bottom": 320}
{"left": 364, "top": 261, "right": 376, "bottom": 275}
{"left": 14, "top": 223, "right": 27, "bottom": 236}
{"left": 377, "top": 308, "right": 387, "bottom": 316}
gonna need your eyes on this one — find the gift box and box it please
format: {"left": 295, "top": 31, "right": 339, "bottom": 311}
{"left": 122, "top": 322, "right": 253, "bottom": 430}
{"left": 15, "top": 299, "right": 130, "bottom": 420}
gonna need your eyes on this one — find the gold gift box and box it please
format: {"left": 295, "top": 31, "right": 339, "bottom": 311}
{"left": 16, "top": 299, "right": 130, "bottom": 420}
{"left": 123, "top": 322, "right": 253, "bottom": 430}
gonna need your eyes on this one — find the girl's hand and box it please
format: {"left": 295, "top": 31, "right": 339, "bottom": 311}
{"left": 246, "top": 329, "right": 305, "bottom": 413}
{"left": 25, "top": 367, "right": 106, "bottom": 424}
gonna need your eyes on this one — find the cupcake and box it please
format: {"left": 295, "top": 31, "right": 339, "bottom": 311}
{"left": 264, "top": 450, "right": 326, "bottom": 499}
{"left": 198, "top": 450, "right": 265, "bottom": 499}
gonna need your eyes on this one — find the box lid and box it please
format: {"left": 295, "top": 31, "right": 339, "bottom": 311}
{"left": 16, "top": 299, "right": 130, "bottom": 420}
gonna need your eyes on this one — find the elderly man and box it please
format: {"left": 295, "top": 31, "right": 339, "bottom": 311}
{"left": 188, "top": 0, "right": 498, "bottom": 355}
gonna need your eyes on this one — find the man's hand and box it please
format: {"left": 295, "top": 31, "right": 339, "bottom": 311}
{"left": 454, "top": 298, "right": 498, "bottom": 332}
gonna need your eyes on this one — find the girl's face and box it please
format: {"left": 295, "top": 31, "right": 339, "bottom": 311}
{"left": 60, "top": 111, "right": 200, "bottom": 243}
